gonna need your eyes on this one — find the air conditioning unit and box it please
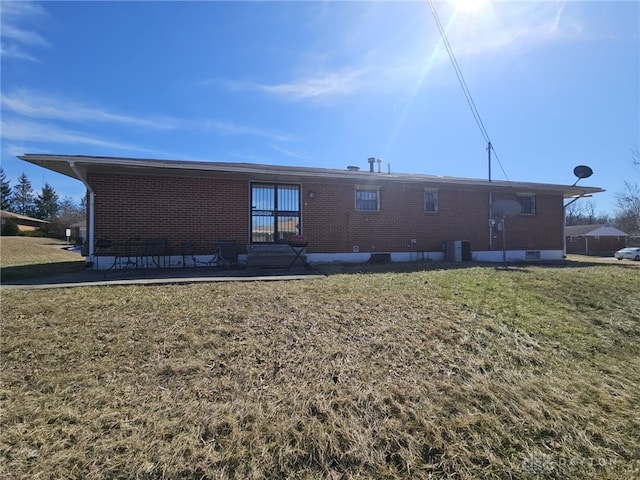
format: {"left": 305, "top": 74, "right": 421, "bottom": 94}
{"left": 445, "top": 240, "right": 471, "bottom": 262}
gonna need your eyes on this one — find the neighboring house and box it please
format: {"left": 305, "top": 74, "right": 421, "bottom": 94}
{"left": 0, "top": 210, "right": 49, "bottom": 232}
{"left": 19, "top": 154, "right": 604, "bottom": 268}
{"left": 565, "top": 224, "right": 627, "bottom": 255}
{"left": 69, "top": 220, "right": 87, "bottom": 245}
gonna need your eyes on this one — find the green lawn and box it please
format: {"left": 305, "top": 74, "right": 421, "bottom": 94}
{"left": 1, "top": 239, "right": 639, "bottom": 478}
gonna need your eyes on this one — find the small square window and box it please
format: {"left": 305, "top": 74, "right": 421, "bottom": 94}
{"left": 355, "top": 187, "right": 380, "bottom": 211}
{"left": 517, "top": 193, "right": 536, "bottom": 216}
{"left": 424, "top": 189, "right": 439, "bottom": 213}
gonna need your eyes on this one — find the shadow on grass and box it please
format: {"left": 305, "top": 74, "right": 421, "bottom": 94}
{"left": 1, "top": 261, "right": 87, "bottom": 283}
{"left": 2, "top": 256, "right": 636, "bottom": 287}
{"left": 316, "top": 257, "right": 639, "bottom": 276}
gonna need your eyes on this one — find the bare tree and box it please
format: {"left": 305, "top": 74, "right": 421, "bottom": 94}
{"left": 614, "top": 148, "right": 640, "bottom": 235}
{"left": 565, "top": 199, "right": 611, "bottom": 226}
{"left": 615, "top": 182, "right": 640, "bottom": 234}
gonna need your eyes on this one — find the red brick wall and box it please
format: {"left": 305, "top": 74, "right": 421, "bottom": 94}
{"left": 566, "top": 236, "right": 626, "bottom": 254}
{"left": 302, "top": 182, "right": 565, "bottom": 253}
{"left": 88, "top": 172, "right": 565, "bottom": 255}
{"left": 89, "top": 172, "right": 249, "bottom": 254}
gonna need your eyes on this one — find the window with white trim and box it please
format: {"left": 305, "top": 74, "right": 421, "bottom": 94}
{"left": 355, "top": 187, "right": 380, "bottom": 211}
{"left": 424, "top": 188, "right": 439, "bottom": 213}
{"left": 517, "top": 193, "right": 536, "bottom": 216}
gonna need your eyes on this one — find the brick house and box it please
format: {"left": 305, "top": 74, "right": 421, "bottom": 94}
{"left": 1, "top": 210, "right": 49, "bottom": 233}
{"left": 565, "top": 224, "right": 627, "bottom": 255}
{"left": 19, "top": 154, "right": 604, "bottom": 267}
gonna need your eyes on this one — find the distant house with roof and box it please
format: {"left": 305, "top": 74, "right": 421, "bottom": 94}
{"left": 565, "top": 224, "right": 627, "bottom": 255}
{"left": 69, "top": 220, "right": 87, "bottom": 245}
{"left": 1, "top": 210, "right": 49, "bottom": 233}
{"left": 18, "top": 154, "right": 604, "bottom": 268}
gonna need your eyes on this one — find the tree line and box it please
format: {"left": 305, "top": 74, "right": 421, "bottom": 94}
{"left": 1, "top": 167, "right": 85, "bottom": 238}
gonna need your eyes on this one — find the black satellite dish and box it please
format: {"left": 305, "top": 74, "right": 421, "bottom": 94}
{"left": 573, "top": 165, "right": 593, "bottom": 179}
{"left": 572, "top": 165, "right": 593, "bottom": 186}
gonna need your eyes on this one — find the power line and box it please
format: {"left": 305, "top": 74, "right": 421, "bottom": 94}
{"left": 427, "top": 0, "right": 509, "bottom": 181}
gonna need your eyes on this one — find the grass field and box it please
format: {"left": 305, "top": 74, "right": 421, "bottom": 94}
{"left": 1, "top": 238, "right": 639, "bottom": 478}
{"left": 0, "top": 236, "right": 85, "bottom": 282}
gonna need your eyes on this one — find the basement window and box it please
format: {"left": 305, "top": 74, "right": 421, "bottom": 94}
{"left": 355, "top": 186, "right": 380, "bottom": 211}
{"left": 517, "top": 193, "right": 536, "bottom": 216}
{"left": 424, "top": 188, "right": 439, "bottom": 213}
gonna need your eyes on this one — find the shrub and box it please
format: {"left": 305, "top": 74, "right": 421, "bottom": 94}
{"left": 1, "top": 219, "right": 20, "bottom": 236}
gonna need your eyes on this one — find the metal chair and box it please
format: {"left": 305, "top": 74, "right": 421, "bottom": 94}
{"left": 118, "top": 237, "right": 144, "bottom": 270}
{"left": 181, "top": 242, "right": 197, "bottom": 267}
{"left": 94, "top": 237, "right": 112, "bottom": 270}
{"left": 215, "top": 240, "right": 238, "bottom": 269}
{"left": 202, "top": 241, "right": 237, "bottom": 269}
{"left": 144, "top": 238, "right": 167, "bottom": 269}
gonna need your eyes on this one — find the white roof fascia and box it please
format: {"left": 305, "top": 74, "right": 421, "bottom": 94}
{"left": 18, "top": 153, "right": 605, "bottom": 198}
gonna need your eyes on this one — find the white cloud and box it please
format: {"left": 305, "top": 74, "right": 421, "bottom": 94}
{"left": 2, "top": 143, "right": 33, "bottom": 157}
{"left": 271, "top": 144, "right": 306, "bottom": 160}
{"left": 1, "top": 96, "right": 298, "bottom": 157}
{"left": 0, "top": 41, "right": 38, "bottom": 61}
{"left": 202, "top": 119, "right": 296, "bottom": 143}
{"left": 262, "top": 69, "right": 365, "bottom": 100}
{"left": 1, "top": 90, "right": 300, "bottom": 145}
{"left": 446, "top": 2, "right": 575, "bottom": 57}
{"left": 0, "top": 120, "right": 159, "bottom": 153}
{"left": 227, "top": 68, "right": 367, "bottom": 102}
{"left": 1, "top": 24, "right": 49, "bottom": 47}
{"left": 1, "top": 90, "right": 181, "bottom": 130}
{"left": 0, "top": 1, "right": 47, "bottom": 18}
{"left": 220, "top": 2, "right": 581, "bottom": 105}
{"left": 0, "top": 1, "right": 48, "bottom": 61}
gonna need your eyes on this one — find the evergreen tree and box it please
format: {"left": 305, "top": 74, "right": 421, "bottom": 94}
{"left": 0, "top": 167, "right": 13, "bottom": 211}
{"left": 34, "top": 182, "right": 60, "bottom": 221}
{"left": 12, "top": 173, "right": 36, "bottom": 217}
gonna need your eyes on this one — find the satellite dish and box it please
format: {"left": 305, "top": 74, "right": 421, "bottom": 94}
{"left": 573, "top": 165, "right": 593, "bottom": 179}
{"left": 491, "top": 199, "right": 522, "bottom": 218}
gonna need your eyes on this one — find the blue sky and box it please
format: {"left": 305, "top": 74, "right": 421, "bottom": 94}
{"left": 1, "top": 0, "right": 638, "bottom": 215}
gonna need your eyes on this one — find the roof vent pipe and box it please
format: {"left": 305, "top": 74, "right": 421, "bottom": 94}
{"left": 376, "top": 158, "right": 382, "bottom": 173}
{"left": 368, "top": 157, "right": 375, "bottom": 172}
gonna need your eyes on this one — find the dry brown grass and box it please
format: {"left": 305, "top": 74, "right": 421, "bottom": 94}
{"left": 1, "top": 237, "right": 85, "bottom": 281}
{"left": 1, "top": 256, "right": 639, "bottom": 478}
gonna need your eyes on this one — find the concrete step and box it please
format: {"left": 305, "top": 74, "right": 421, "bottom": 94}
{"left": 248, "top": 244, "right": 292, "bottom": 254}
{"left": 247, "top": 244, "right": 306, "bottom": 268}
{"left": 248, "top": 254, "right": 300, "bottom": 268}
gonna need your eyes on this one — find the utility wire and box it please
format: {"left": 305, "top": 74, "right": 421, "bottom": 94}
{"left": 427, "top": 0, "right": 509, "bottom": 181}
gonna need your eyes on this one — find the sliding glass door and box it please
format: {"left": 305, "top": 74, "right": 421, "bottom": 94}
{"left": 251, "top": 183, "right": 300, "bottom": 243}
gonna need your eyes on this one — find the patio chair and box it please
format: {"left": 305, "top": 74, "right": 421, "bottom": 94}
{"left": 216, "top": 240, "right": 238, "bottom": 269}
{"left": 118, "top": 237, "right": 144, "bottom": 270}
{"left": 94, "top": 237, "right": 112, "bottom": 270}
{"left": 144, "top": 238, "right": 167, "bottom": 269}
{"left": 181, "top": 242, "right": 197, "bottom": 267}
{"left": 202, "top": 241, "right": 237, "bottom": 269}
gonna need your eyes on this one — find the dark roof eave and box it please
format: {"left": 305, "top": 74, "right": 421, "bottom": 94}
{"left": 18, "top": 153, "right": 605, "bottom": 197}
{"left": 0, "top": 210, "right": 50, "bottom": 223}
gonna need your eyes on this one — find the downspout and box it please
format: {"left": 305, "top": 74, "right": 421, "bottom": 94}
{"left": 68, "top": 162, "right": 95, "bottom": 260}
{"left": 488, "top": 142, "right": 493, "bottom": 251}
